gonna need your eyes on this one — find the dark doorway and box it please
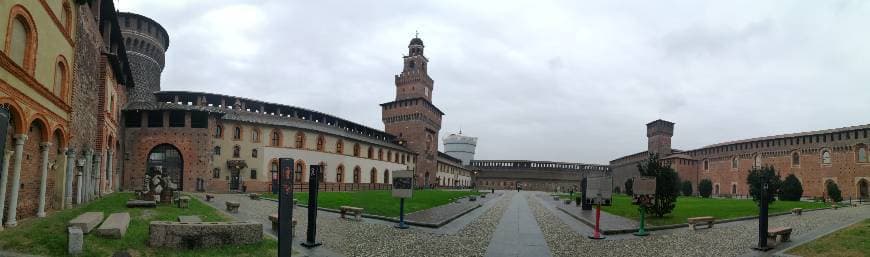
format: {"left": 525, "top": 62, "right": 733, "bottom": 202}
{"left": 230, "top": 170, "right": 241, "bottom": 191}
{"left": 859, "top": 179, "right": 869, "bottom": 199}
{"left": 147, "top": 144, "right": 184, "bottom": 191}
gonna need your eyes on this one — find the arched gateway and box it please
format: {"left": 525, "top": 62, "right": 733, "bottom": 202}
{"left": 147, "top": 144, "right": 184, "bottom": 191}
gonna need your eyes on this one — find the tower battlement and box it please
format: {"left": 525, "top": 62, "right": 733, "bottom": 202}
{"left": 118, "top": 12, "right": 169, "bottom": 102}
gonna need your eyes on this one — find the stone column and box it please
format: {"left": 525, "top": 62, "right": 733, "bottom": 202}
{"left": 6, "top": 134, "right": 28, "bottom": 227}
{"left": 82, "top": 149, "right": 93, "bottom": 203}
{"left": 93, "top": 153, "right": 101, "bottom": 198}
{"left": 65, "top": 148, "right": 75, "bottom": 209}
{"left": 37, "top": 142, "right": 52, "bottom": 217}
{"left": 106, "top": 150, "right": 113, "bottom": 193}
{"left": 0, "top": 150, "right": 14, "bottom": 231}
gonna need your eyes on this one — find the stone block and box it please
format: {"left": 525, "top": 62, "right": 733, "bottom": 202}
{"left": 96, "top": 212, "right": 130, "bottom": 238}
{"left": 148, "top": 221, "right": 262, "bottom": 249}
{"left": 127, "top": 200, "right": 157, "bottom": 208}
{"left": 226, "top": 201, "right": 240, "bottom": 212}
{"left": 68, "top": 227, "right": 83, "bottom": 255}
{"left": 177, "top": 196, "right": 190, "bottom": 208}
{"left": 69, "top": 212, "right": 104, "bottom": 234}
{"left": 178, "top": 215, "right": 202, "bottom": 222}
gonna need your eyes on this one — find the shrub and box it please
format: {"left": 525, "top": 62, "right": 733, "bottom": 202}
{"left": 746, "top": 165, "right": 782, "bottom": 206}
{"left": 699, "top": 179, "right": 713, "bottom": 198}
{"left": 780, "top": 174, "right": 804, "bottom": 201}
{"left": 624, "top": 178, "right": 633, "bottom": 196}
{"left": 681, "top": 180, "right": 693, "bottom": 196}
{"left": 637, "top": 153, "right": 680, "bottom": 217}
{"left": 826, "top": 182, "right": 843, "bottom": 202}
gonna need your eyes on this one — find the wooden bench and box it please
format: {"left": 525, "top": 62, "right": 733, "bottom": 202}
{"left": 687, "top": 216, "right": 716, "bottom": 230}
{"left": 339, "top": 206, "right": 364, "bottom": 221}
{"left": 268, "top": 214, "right": 298, "bottom": 236}
{"left": 767, "top": 227, "right": 792, "bottom": 243}
{"left": 791, "top": 208, "right": 802, "bottom": 215}
{"left": 205, "top": 194, "right": 214, "bottom": 202}
{"left": 226, "top": 201, "right": 240, "bottom": 213}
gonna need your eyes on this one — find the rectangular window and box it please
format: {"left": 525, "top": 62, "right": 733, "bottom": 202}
{"left": 250, "top": 169, "right": 257, "bottom": 179}
{"left": 213, "top": 168, "right": 220, "bottom": 178}
{"left": 147, "top": 111, "right": 164, "bottom": 127}
{"left": 124, "top": 112, "right": 141, "bottom": 127}
{"left": 191, "top": 112, "right": 208, "bottom": 128}
{"left": 169, "top": 111, "right": 185, "bottom": 127}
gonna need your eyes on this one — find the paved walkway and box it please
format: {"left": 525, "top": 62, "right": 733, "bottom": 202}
{"left": 484, "top": 191, "right": 552, "bottom": 257}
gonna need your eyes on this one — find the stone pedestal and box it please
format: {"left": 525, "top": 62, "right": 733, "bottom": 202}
{"left": 68, "top": 227, "right": 83, "bottom": 255}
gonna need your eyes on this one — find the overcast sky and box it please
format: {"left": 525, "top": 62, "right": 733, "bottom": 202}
{"left": 117, "top": 0, "right": 870, "bottom": 164}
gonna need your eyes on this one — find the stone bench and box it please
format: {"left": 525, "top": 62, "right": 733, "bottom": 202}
{"left": 127, "top": 200, "right": 157, "bottom": 208}
{"left": 226, "top": 201, "right": 240, "bottom": 213}
{"left": 339, "top": 206, "right": 364, "bottom": 221}
{"left": 687, "top": 216, "right": 716, "bottom": 230}
{"left": 249, "top": 193, "right": 260, "bottom": 200}
{"left": 767, "top": 227, "right": 793, "bottom": 243}
{"left": 553, "top": 196, "right": 560, "bottom": 201}
{"left": 563, "top": 199, "right": 572, "bottom": 205}
{"left": 69, "top": 212, "right": 104, "bottom": 234}
{"left": 96, "top": 212, "right": 130, "bottom": 238}
{"left": 205, "top": 194, "right": 214, "bottom": 202}
{"left": 832, "top": 204, "right": 839, "bottom": 209}
{"left": 148, "top": 221, "right": 262, "bottom": 249}
{"left": 268, "top": 214, "right": 297, "bottom": 235}
{"left": 469, "top": 195, "right": 477, "bottom": 201}
{"left": 177, "top": 196, "right": 190, "bottom": 208}
{"left": 791, "top": 208, "right": 803, "bottom": 215}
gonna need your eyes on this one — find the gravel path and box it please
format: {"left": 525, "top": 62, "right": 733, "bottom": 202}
{"left": 202, "top": 192, "right": 512, "bottom": 257}
{"left": 528, "top": 194, "right": 870, "bottom": 257}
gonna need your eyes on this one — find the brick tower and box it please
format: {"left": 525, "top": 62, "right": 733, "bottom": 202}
{"left": 117, "top": 12, "right": 169, "bottom": 102}
{"left": 381, "top": 36, "right": 444, "bottom": 187}
{"left": 647, "top": 119, "right": 674, "bottom": 157}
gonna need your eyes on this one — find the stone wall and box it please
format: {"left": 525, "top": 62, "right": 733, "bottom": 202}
{"left": 148, "top": 221, "right": 262, "bottom": 249}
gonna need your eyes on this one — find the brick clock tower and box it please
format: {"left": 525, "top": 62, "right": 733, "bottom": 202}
{"left": 381, "top": 37, "right": 444, "bottom": 187}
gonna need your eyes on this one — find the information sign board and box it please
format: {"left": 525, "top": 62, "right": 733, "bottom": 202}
{"left": 392, "top": 170, "right": 413, "bottom": 198}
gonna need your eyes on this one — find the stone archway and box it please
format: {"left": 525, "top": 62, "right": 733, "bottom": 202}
{"left": 858, "top": 179, "right": 869, "bottom": 200}
{"left": 146, "top": 144, "right": 184, "bottom": 191}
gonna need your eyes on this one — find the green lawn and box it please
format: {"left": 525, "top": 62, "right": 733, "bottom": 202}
{"left": 262, "top": 190, "right": 480, "bottom": 217}
{"left": 0, "top": 192, "right": 277, "bottom": 257}
{"left": 788, "top": 219, "right": 870, "bottom": 257}
{"left": 602, "top": 195, "right": 829, "bottom": 226}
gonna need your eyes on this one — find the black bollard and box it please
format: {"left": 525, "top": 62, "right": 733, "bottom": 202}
{"left": 753, "top": 183, "right": 772, "bottom": 251}
{"left": 301, "top": 165, "right": 322, "bottom": 248}
{"left": 277, "top": 158, "right": 294, "bottom": 256}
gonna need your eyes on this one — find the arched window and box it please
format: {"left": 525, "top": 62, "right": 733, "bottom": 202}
{"left": 270, "top": 159, "right": 278, "bottom": 175}
{"left": 233, "top": 126, "right": 242, "bottom": 140}
{"left": 367, "top": 146, "right": 374, "bottom": 159}
{"left": 251, "top": 149, "right": 258, "bottom": 158}
{"left": 233, "top": 145, "right": 240, "bottom": 158}
{"left": 53, "top": 59, "right": 67, "bottom": 96}
{"left": 316, "top": 135, "right": 325, "bottom": 151}
{"left": 214, "top": 125, "right": 223, "bottom": 138}
{"left": 387, "top": 150, "right": 392, "bottom": 162}
{"left": 353, "top": 143, "right": 360, "bottom": 157}
{"left": 336, "top": 165, "right": 345, "bottom": 183}
{"left": 295, "top": 132, "right": 305, "bottom": 148}
{"left": 858, "top": 147, "right": 867, "bottom": 163}
{"left": 370, "top": 168, "right": 377, "bottom": 183}
{"left": 792, "top": 152, "right": 800, "bottom": 166}
{"left": 7, "top": 8, "right": 36, "bottom": 72}
{"left": 251, "top": 129, "right": 260, "bottom": 142}
{"left": 703, "top": 160, "right": 709, "bottom": 170}
{"left": 271, "top": 130, "right": 282, "bottom": 146}
{"left": 213, "top": 146, "right": 221, "bottom": 155}
{"left": 295, "top": 161, "right": 306, "bottom": 183}
{"left": 317, "top": 162, "right": 326, "bottom": 183}
{"left": 353, "top": 166, "right": 361, "bottom": 183}
{"left": 731, "top": 184, "right": 737, "bottom": 195}
{"left": 384, "top": 169, "right": 390, "bottom": 184}
{"left": 335, "top": 139, "right": 344, "bottom": 154}
{"left": 821, "top": 150, "right": 832, "bottom": 164}
{"left": 378, "top": 149, "right": 383, "bottom": 160}
{"left": 731, "top": 157, "right": 738, "bottom": 169}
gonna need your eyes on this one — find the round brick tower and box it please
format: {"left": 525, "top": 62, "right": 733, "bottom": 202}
{"left": 117, "top": 12, "right": 169, "bottom": 102}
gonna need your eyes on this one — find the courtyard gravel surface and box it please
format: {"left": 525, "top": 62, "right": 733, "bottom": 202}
{"left": 202, "top": 192, "right": 512, "bottom": 257}
{"left": 528, "top": 195, "right": 870, "bottom": 257}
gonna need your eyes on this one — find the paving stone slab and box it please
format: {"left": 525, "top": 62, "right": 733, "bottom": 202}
{"left": 178, "top": 215, "right": 202, "bottom": 222}
{"left": 126, "top": 200, "right": 157, "bottom": 208}
{"left": 96, "top": 212, "right": 130, "bottom": 238}
{"left": 68, "top": 212, "right": 104, "bottom": 234}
